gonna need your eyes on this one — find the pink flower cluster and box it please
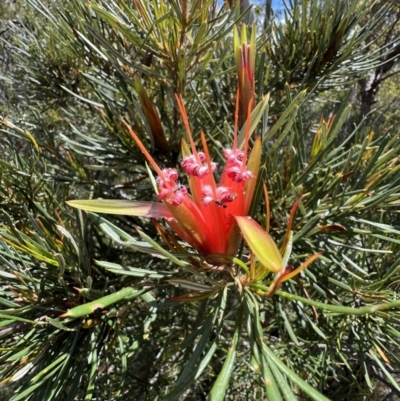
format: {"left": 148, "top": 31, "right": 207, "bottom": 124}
{"left": 181, "top": 152, "right": 216, "bottom": 178}
{"left": 155, "top": 168, "right": 187, "bottom": 206}
{"left": 155, "top": 147, "right": 253, "bottom": 209}
{"left": 223, "top": 149, "right": 254, "bottom": 182}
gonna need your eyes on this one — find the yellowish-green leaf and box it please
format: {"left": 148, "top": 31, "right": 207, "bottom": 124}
{"left": 67, "top": 199, "right": 172, "bottom": 218}
{"left": 235, "top": 216, "right": 282, "bottom": 273}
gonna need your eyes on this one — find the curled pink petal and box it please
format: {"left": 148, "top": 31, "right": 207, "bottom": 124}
{"left": 156, "top": 188, "right": 172, "bottom": 200}
{"left": 198, "top": 152, "right": 207, "bottom": 162}
{"left": 227, "top": 166, "right": 241, "bottom": 180}
{"left": 237, "top": 170, "right": 253, "bottom": 182}
{"left": 224, "top": 148, "right": 244, "bottom": 164}
{"left": 162, "top": 168, "right": 179, "bottom": 183}
{"left": 201, "top": 185, "right": 237, "bottom": 207}
{"left": 220, "top": 191, "right": 237, "bottom": 203}
{"left": 181, "top": 154, "right": 216, "bottom": 178}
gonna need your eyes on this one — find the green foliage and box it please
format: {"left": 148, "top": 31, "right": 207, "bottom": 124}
{"left": 1, "top": 0, "right": 400, "bottom": 400}
{"left": 264, "top": 0, "right": 393, "bottom": 91}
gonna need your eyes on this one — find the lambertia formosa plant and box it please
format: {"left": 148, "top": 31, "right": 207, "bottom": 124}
{"left": 68, "top": 36, "right": 326, "bottom": 398}
{"left": 1, "top": 1, "right": 400, "bottom": 400}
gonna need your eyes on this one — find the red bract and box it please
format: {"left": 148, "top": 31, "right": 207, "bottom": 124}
{"left": 234, "top": 24, "right": 256, "bottom": 119}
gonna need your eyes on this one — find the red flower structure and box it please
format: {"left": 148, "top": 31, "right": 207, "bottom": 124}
{"left": 68, "top": 94, "right": 261, "bottom": 262}
{"left": 124, "top": 95, "right": 261, "bottom": 259}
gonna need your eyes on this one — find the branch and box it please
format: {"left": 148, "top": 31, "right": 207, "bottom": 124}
{"left": 381, "top": 67, "right": 400, "bottom": 83}
{"left": 380, "top": 43, "right": 400, "bottom": 76}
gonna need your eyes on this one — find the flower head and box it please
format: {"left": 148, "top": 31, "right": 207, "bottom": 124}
{"left": 68, "top": 80, "right": 263, "bottom": 263}
{"left": 122, "top": 93, "right": 261, "bottom": 260}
